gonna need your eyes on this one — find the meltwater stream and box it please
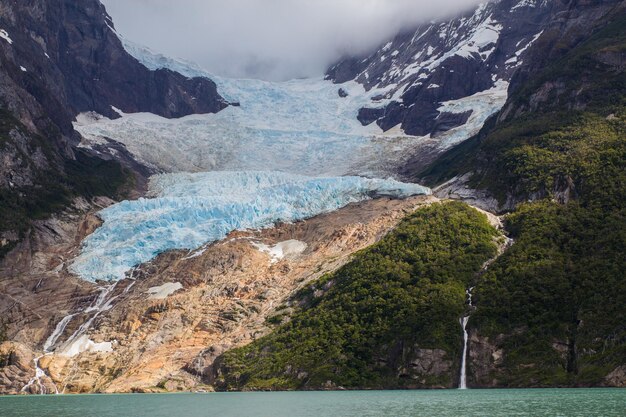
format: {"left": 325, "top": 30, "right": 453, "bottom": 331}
{"left": 21, "top": 282, "right": 125, "bottom": 394}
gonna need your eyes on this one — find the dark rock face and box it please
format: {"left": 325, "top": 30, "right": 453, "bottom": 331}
{"left": 0, "top": 0, "right": 228, "bottom": 247}
{"left": 498, "top": 0, "right": 626, "bottom": 121}
{"left": 357, "top": 107, "right": 385, "bottom": 126}
{"left": 0, "top": 0, "right": 227, "bottom": 131}
{"left": 431, "top": 110, "right": 473, "bottom": 138}
{"left": 326, "top": 0, "right": 566, "bottom": 137}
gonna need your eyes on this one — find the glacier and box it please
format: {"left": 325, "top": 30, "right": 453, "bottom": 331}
{"left": 75, "top": 76, "right": 420, "bottom": 177}
{"left": 76, "top": 39, "right": 508, "bottom": 177}
{"left": 69, "top": 39, "right": 508, "bottom": 282}
{"left": 71, "top": 171, "right": 430, "bottom": 282}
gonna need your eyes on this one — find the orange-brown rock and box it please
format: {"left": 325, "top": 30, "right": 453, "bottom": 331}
{"left": 0, "top": 195, "right": 437, "bottom": 393}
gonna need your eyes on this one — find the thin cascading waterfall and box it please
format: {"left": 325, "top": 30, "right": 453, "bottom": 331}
{"left": 43, "top": 314, "right": 77, "bottom": 353}
{"left": 21, "top": 281, "right": 123, "bottom": 394}
{"left": 20, "top": 356, "right": 47, "bottom": 394}
{"left": 59, "top": 282, "right": 120, "bottom": 354}
{"left": 20, "top": 313, "right": 77, "bottom": 394}
{"left": 459, "top": 287, "right": 475, "bottom": 390}
{"left": 459, "top": 316, "right": 470, "bottom": 389}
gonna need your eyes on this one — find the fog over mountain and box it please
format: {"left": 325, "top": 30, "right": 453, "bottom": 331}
{"left": 101, "top": 0, "right": 485, "bottom": 81}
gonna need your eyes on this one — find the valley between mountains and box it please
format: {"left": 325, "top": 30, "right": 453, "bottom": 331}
{"left": 0, "top": 0, "right": 624, "bottom": 393}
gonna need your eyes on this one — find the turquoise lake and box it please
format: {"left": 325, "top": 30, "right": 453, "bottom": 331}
{"left": 1, "top": 389, "right": 625, "bottom": 417}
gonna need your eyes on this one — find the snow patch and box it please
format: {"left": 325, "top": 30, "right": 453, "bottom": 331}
{"left": 147, "top": 282, "right": 183, "bottom": 300}
{"left": 435, "top": 80, "right": 509, "bottom": 148}
{"left": 253, "top": 240, "right": 308, "bottom": 264}
{"left": 446, "top": 15, "right": 501, "bottom": 61}
{"left": 0, "top": 29, "right": 13, "bottom": 44}
{"left": 512, "top": 0, "right": 538, "bottom": 11}
{"left": 60, "top": 335, "right": 114, "bottom": 357}
{"left": 508, "top": 30, "right": 544, "bottom": 67}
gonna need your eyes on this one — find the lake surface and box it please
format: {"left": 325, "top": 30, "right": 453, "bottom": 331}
{"left": 1, "top": 389, "right": 624, "bottom": 417}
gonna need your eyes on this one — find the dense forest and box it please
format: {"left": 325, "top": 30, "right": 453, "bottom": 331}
{"left": 424, "top": 8, "right": 626, "bottom": 387}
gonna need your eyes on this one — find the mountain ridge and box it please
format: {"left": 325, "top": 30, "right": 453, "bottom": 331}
{"left": 0, "top": 0, "right": 624, "bottom": 394}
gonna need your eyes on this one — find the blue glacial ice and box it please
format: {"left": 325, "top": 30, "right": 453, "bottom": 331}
{"left": 71, "top": 171, "right": 430, "bottom": 282}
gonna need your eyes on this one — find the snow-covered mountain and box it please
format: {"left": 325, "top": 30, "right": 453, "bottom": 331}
{"left": 326, "top": 0, "right": 554, "bottom": 139}
{"left": 0, "top": 0, "right": 578, "bottom": 283}
{"left": 1, "top": 0, "right": 624, "bottom": 396}
{"left": 79, "top": 0, "right": 563, "bottom": 187}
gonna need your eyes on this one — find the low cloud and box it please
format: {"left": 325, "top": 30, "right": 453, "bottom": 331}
{"left": 102, "top": 0, "right": 484, "bottom": 81}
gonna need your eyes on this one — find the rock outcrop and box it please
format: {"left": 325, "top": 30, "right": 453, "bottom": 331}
{"left": 0, "top": 195, "right": 436, "bottom": 393}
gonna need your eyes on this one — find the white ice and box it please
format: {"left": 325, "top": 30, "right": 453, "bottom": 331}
{"left": 60, "top": 335, "right": 114, "bottom": 358}
{"left": 69, "top": 37, "right": 508, "bottom": 283}
{"left": 506, "top": 30, "right": 544, "bottom": 68}
{"left": 436, "top": 80, "right": 509, "bottom": 148}
{"left": 253, "top": 240, "right": 308, "bottom": 264}
{"left": 512, "top": 0, "right": 538, "bottom": 12}
{"left": 0, "top": 29, "right": 13, "bottom": 45}
{"left": 147, "top": 282, "right": 183, "bottom": 300}
{"left": 77, "top": 41, "right": 423, "bottom": 177}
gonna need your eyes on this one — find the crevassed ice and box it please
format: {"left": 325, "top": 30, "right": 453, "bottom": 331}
{"left": 71, "top": 171, "right": 430, "bottom": 282}
{"left": 75, "top": 39, "right": 508, "bottom": 177}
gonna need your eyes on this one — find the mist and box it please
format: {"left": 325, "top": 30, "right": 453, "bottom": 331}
{"left": 101, "top": 0, "right": 485, "bottom": 81}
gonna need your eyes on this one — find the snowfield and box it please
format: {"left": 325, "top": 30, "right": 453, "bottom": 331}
{"left": 71, "top": 171, "right": 430, "bottom": 282}
{"left": 76, "top": 70, "right": 420, "bottom": 177}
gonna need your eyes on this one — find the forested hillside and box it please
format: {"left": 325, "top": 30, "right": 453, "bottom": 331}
{"left": 214, "top": 202, "right": 500, "bottom": 390}
{"left": 212, "top": 3, "right": 626, "bottom": 389}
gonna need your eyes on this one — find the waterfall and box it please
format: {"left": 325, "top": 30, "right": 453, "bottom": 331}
{"left": 21, "top": 281, "right": 123, "bottom": 394}
{"left": 58, "top": 282, "right": 120, "bottom": 355}
{"left": 43, "top": 314, "right": 77, "bottom": 353}
{"left": 20, "top": 312, "right": 77, "bottom": 394}
{"left": 459, "top": 287, "right": 474, "bottom": 390}
{"left": 21, "top": 356, "right": 46, "bottom": 394}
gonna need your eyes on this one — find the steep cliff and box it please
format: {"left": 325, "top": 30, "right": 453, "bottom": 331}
{"left": 0, "top": 0, "right": 228, "bottom": 254}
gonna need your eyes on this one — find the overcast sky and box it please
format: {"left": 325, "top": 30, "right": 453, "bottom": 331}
{"left": 102, "top": 0, "right": 483, "bottom": 81}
